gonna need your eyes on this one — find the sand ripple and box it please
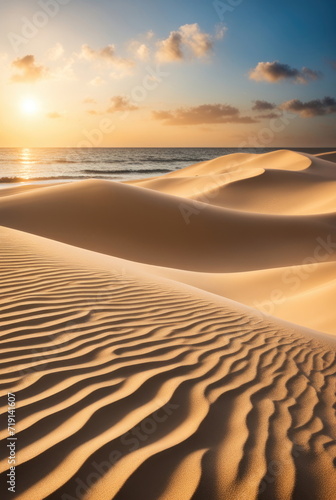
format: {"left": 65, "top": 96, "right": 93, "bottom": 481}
{"left": 0, "top": 227, "right": 335, "bottom": 500}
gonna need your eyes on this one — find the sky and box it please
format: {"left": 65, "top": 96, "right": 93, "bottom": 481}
{"left": 0, "top": 0, "right": 335, "bottom": 147}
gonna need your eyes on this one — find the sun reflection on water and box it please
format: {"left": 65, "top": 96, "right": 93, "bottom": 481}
{"left": 19, "top": 148, "right": 35, "bottom": 180}
{"left": 20, "top": 148, "right": 32, "bottom": 165}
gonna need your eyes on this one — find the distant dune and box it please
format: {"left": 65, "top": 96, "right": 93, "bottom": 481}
{"left": 315, "top": 151, "right": 336, "bottom": 163}
{"left": 0, "top": 150, "right": 335, "bottom": 499}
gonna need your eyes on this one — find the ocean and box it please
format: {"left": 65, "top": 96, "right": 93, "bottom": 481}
{"left": 0, "top": 147, "right": 333, "bottom": 186}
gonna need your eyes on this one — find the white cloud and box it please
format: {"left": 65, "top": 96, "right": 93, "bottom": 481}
{"left": 137, "top": 44, "right": 150, "bottom": 60}
{"left": 11, "top": 55, "right": 49, "bottom": 83}
{"left": 249, "top": 61, "right": 322, "bottom": 84}
{"left": 79, "top": 44, "right": 134, "bottom": 70}
{"left": 107, "top": 96, "right": 138, "bottom": 113}
{"left": 153, "top": 104, "right": 257, "bottom": 125}
{"left": 53, "top": 58, "right": 76, "bottom": 81}
{"left": 156, "top": 24, "right": 214, "bottom": 62}
{"left": 47, "top": 43, "right": 64, "bottom": 61}
{"left": 83, "top": 97, "right": 97, "bottom": 104}
{"left": 89, "top": 76, "right": 106, "bottom": 86}
{"left": 215, "top": 24, "right": 227, "bottom": 40}
{"left": 79, "top": 44, "right": 116, "bottom": 63}
{"left": 79, "top": 44, "right": 135, "bottom": 79}
{"left": 146, "top": 30, "right": 155, "bottom": 40}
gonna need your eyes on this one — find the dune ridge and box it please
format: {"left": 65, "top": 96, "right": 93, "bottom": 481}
{"left": 129, "top": 150, "right": 336, "bottom": 214}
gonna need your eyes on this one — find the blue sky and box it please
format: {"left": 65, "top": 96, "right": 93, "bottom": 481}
{"left": 0, "top": 0, "right": 335, "bottom": 146}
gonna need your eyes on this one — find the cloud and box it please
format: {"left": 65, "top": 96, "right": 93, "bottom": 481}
{"left": 11, "top": 55, "right": 49, "bottom": 83}
{"left": 130, "top": 42, "right": 150, "bottom": 61}
{"left": 252, "top": 100, "right": 276, "bottom": 111}
{"left": 146, "top": 30, "right": 155, "bottom": 40}
{"left": 128, "top": 33, "right": 152, "bottom": 61}
{"left": 256, "top": 112, "right": 281, "bottom": 119}
{"left": 47, "top": 112, "right": 63, "bottom": 119}
{"left": 79, "top": 44, "right": 134, "bottom": 77}
{"left": 280, "top": 97, "right": 336, "bottom": 117}
{"left": 107, "top": 96, "right": 138, "bottom": 113}
{"left": 136, "top": 43, "right": 150, "bottom": 60}
{"left": 215, "top": 24, "right": 227, "bottom": 40}
{"left": 180, "top": 24, "right": 213, "bottom": 58}
{"left": 83, "top": 97, "right": 97, "bottom": 104}
{"left": 153, "top": 104, "right": 257, "bottom": 125}
{"left": 249, "top": 61, "right": 322, "bottom": 84}
{"left": 156, "top": 24, "right": 214, "bottom": 62}
{"left": 157, "top": 31, "right": 183, "bottom": 61}
{"left": 53, "top": 58, "right": 76, "bottom": 81}
{"left": 47, "top": 43, "right": 64, "bottom": 61}
{"left": 79, "top": 44, "right": 117, "bottom": 63}
{"left": 109, "top": 64, "right": 134, "bottom": 79}
{"left": 89, "top": 76, "right": 106, "bottom": 86}
{"left": 87, "top": 109, "right": 100, "bottom": 115}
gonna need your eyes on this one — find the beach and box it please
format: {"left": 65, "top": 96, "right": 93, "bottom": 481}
{"left": 0, "top": 149, "right": 335, "bottom": 499}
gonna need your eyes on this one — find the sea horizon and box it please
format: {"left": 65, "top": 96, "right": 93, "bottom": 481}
{"left": 1, "top": 146, "right": 335, "bottom": 186}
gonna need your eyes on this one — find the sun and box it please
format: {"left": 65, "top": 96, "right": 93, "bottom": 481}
{"left": 21, "top": 98, "right": 40, "bottom": 116}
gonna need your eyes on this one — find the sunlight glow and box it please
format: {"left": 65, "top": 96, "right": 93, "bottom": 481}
{"left": 21, "top": 98, "right": 39, "bottom": 116}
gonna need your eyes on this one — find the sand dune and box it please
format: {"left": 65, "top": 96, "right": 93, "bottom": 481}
{"left": 0, "top": 182, "right": 65, "bottom": 199}
{"left": 0, "top": 150, "right": 335, "bottom": 334}
{"left": 0, "top": 226, "right": 335, "bottom": 500}
{"left": 125, "top": 150, "right": 336, "bottom": 333}
{"left": 130, "top": 150, "right": 336, "bottom": 215}
{"left": 136, "top": 261, "right": 336, "bottom": 335}
{"left": 0, "top": 173, "right": 335, "bottom": 273}
{"left": 315, "top": 151, "right": 336, "bottom": 163}
{"left": 0, "top": 150, "right": 336, "bottom": 499}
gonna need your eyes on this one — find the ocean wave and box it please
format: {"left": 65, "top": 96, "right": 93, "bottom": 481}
{"left": 0, "top": 176, "right": 86, "bottom": 183}
{"left": 0, "top": 169, "right": 166, "bottom": 184}
{"left": 82, "top": 168, "right": 173, "bottom": 175}
{"left": 0, "top": 157, "right": 210, "bottom": 165}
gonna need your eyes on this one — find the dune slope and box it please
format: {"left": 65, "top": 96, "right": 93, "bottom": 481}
{"left": 135, "top": 261, "right": 336, "bottom": 335}
{"left": 315, "top": 151, "right": 336, "bottom": 163}
{"left": 0, "top": 176, "right": 335, "bottom": 273}
{"left": 0, "top": 226, "right": 335, "bottom": 500}
{"left": 130, "top": 150, "right": 336, "bottom": 215}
